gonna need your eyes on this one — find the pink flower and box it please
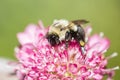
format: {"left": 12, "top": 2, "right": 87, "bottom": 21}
{"left": 15, "top": 20, "right": 119, "bottom": 80}
{"left": 0, "top": 58, "right": 18, "bottom": 80}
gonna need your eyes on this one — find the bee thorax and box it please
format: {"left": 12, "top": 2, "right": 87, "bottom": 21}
{"left": 70, "top": 25, "right": 77, "bottom": 31}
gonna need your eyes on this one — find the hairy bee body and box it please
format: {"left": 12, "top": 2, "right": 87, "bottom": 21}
{"left": 46, "top": 19, "right": 88, "bottom": 53}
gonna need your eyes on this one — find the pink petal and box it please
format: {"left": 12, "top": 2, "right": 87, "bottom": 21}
{"left": 17, "top": 24, "right": 38, "bottom": 45}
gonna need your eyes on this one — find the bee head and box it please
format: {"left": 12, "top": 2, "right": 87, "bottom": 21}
{"left": 46, "top": 33, "right": 60, "bottom": 46}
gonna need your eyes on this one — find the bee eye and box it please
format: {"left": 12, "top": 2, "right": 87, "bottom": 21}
{"left": 60, "top": 28, "right": 63, "bottom": 31}
{"left": 60, "top": 28, "right": 66, "bottom": 31}
{"left": 46, "top": 34, "right": 60, "bottom": 46}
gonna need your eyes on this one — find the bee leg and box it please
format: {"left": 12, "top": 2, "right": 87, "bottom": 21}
{"left": 65, "top": 31, "right": 72, "bottom": 48}
{"left": 79, "top": 40, "right": 86, "bottom": 54}
{"left": 75, "top": 26, "right": 86, "bottom": 54}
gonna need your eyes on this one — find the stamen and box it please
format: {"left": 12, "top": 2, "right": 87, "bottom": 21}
{"left": 107, "top": 52, "right": 118, "bottom": 59}
{"left": 99, "top": 32, "right": 104, "bottom": 37}
{"left": 86, "top": 26, "right": 92, "bottom": 35}
{"left": 102, "top": 66, "right": 119, "bottom": 72}
{"left": 112, "top": 66, "right": 119, "bottom": 70}
{"left": 102, "top": 49, "right": 107, "bottom": 53}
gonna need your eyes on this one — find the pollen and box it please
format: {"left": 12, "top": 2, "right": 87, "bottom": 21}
{"left": 64, "top": 71, "right": 73, "bottom": 77}
{"left": 80, "top": 40, "right": 85, "bottom": 46}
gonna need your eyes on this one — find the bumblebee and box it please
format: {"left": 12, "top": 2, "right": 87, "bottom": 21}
{"left": 46, "top": 19, "right": 88, "bottom": 53}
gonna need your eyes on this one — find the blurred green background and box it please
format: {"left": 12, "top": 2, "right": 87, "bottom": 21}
{"left": 0, "top": 0, "right": 120, "bottom": 79}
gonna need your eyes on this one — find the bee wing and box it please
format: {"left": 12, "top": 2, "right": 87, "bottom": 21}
{"left": 72, "top": 20, "right": 89, "bottom": 25}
